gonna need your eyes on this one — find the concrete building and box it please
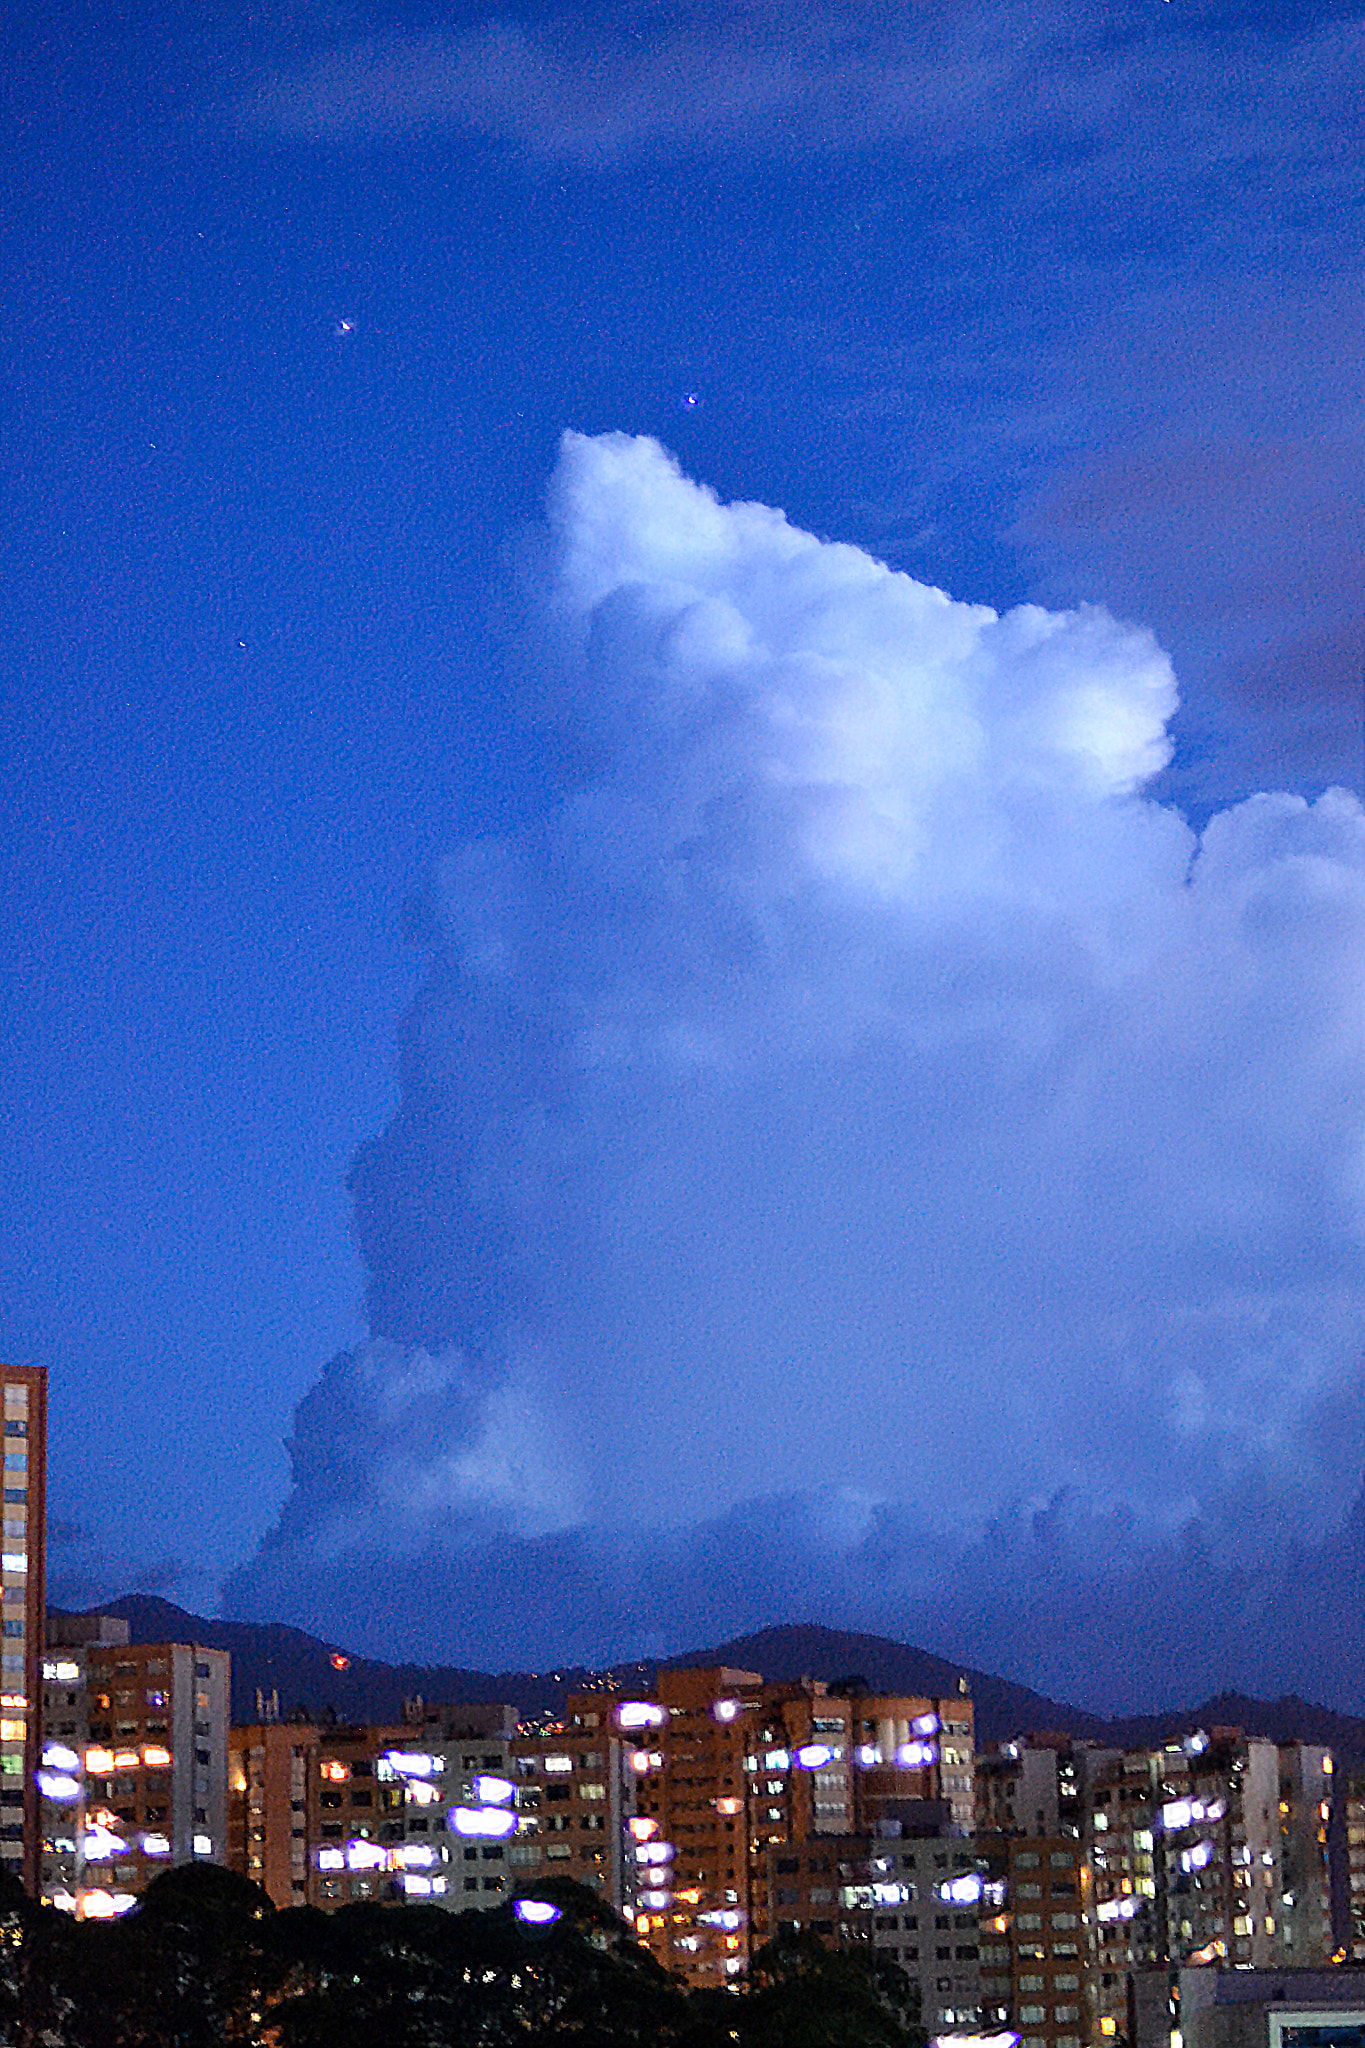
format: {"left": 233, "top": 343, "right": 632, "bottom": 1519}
{"left": 0, "top": 1363, "right": 47, "bottom": 1893}
{"left": 1132, "top": 1968, "right": 1365, "bottom": 2048}
{"left": 1085, "top": 1732, "right": 1287, "bottom": 2034}
{"left": 507, "top": 1707, "right": 637, "bottom": 1919}
{"left": 224, "top": 1664, "right": 970, "bottom": 1984}
{"left": 978, "top": 1832, "right": 1091, "bottom": 2048}
{"left": 602, "top": 1665, "right": 974, "bottom": 1988}
{"left": 977, "top": 1739, "right": 1101, "bottom": 1842}
{"left": 39, "top": 1618, "right": 230, "bottom": 1917}
{"left": 764, "top": 1823, "right": 985, "bottom": 2036}
{"left": 228, "top": 1699, "right": 635, "bottom": 1916}
{"left": 1332, "top": 1767, "right": 1365, "bottom": 1961}
{"left": 1277, "top": 1747, "right": 1333, "bottom": 1966}
{"left": 228, "top": 1717, "right": 320, "bottom": 1908}
{"left": 973, "top": 1726, "right": 1338, "bottom": 2047}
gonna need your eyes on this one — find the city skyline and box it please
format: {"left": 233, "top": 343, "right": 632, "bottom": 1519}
{"left": 4, "top": 0, "right": 1364, "bottom": 1712}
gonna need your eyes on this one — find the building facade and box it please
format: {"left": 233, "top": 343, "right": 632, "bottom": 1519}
{"left": 599, "top": 1666, "right": 974, "bottom": 1988}
{"left": 230, "top": 1701, "right": 639, "bottom": 1915}
{"left": 39, "top": 1620, "right": 230, "bottom": 1917}
{"left": 0, "top": 1363, "right": 47, "bottom": 1893}
{"left": 978, "top": 1832, "right": 1091, "bottom": 2048}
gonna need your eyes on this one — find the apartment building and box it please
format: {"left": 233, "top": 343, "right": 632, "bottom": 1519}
{"left": 228, "top": 1718, "right": 319, "bottom": 1907}
{"left": 1333, "top": 1766, "right": 1365, "bottom": 1960}
{"left": 225, "top": 1664, "right": 970, "bottom": 1978}
{"left": 507, "top": 1710, "right": 637, "bottom": 1918}
{"left": 977, "top": 1737, "right": 1099, "bottom": 1843}
{"left": 598, "top": 1665, "right": 974, "bottom": 1988}
{"left": 973, "top": 1727, "right": 1339, "bottom": 2047}
{"left": 761, "top": 1825, "right": 982, "bottom": 2034}
{"left": 0, "top": 1363, "right": 46, "bottom": 1893}
{"left": 229, "top": 1700, "right": 636, "bottom": 1915}
{"left": 39, "top": 1619, "right": 230, "bottom": 1917}
{"left": 978, "top": 1833, "right": 1091, "bottom": 2048}
{"left": 1277, "top": 1745, "right": 1333, "bottom": 1965}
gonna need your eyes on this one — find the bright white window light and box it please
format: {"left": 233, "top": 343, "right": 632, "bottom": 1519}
{"left": 451, "top": 1805, "right": 517, "bottom": 1839}
{"left": 193, "top": 1834, "right": 213, "bottom": 1857}
{"left": 142, "top": 1833, "right": 171, "bottom": 1857}
{"left": 37, "top": 1771, "right": 81, "bottom": 1802}
{"left": 617, "top": 1703, "right": 667, "bottom": 1731}
{"left": 713, "top": 1699, "right": 741, "bottom": 1723}
{"left": 543, "top": 1755, "right": 573, "bottom": 1774}
{"left": 1098, "top": 1896, "right": 1142, "bottom": 1922}
{"left": 913, "top": 1712, "right": 941, "bottom": 1736}
{"left": 514, "top": 1898, "right": 562, "bottom": 1926}
{"left": 83, "top": 1826, "right": 128, "bottom": 1860}
{"left": 932, "top": 2033, "right": 1020, "bottom": 2048}
{"left": 795, "top": 1743, "right": 836, "bottom": 1769}
{"left": 317, "top": 1848, "right": 344, "bottom": 1871}
{"left": 402, "top": 1875, "right": 433, "bottom": 1896}
{"left": 42, "top": 1743, "right": 80, "bottom": 1772}
{"left": 383, "top": 1751, "right": 438, "bottom": 1778}
{"left": 939, "top": 1873, "right": 985, "bottom": 1906}
{"left": 636, "top": 1841, "right": 675, "bottom": 1865}
{"left": 896, "top": 1740, "right": 936, "bottom": 1768}
{"left": 346, "top": 1839, "right": 388, "bottom": 1870}
{"left": 474, "top": 1774, "right": 516, "bottom": 1806}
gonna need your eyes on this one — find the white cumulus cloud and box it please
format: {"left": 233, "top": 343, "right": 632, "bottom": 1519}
{"left": 229, "top": 432, "right": 1365, "bottom": 1701}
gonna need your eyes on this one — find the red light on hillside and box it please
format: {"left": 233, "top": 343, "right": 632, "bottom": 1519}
{"left": 329, "top": 1653, "right": 350, "bottom": 1671}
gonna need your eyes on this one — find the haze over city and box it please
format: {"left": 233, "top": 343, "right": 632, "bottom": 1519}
{"left": 5, "top": 0, "right": 1364, "bottom": 1716}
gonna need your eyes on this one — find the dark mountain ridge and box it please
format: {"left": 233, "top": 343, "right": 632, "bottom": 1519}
{"left": 58, "top": 1598, "right": 1365, "bottom": 1759}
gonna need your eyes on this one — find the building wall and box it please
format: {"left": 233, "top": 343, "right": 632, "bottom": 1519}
{"left": 0, "top": 1364, "right": 47, "bottom": 1893}
{"left": 509, "top": 1709, "right": 636, "bottom": 1920}
{"left": 1335, "top": 1769, "right": 1365, "bottom": 1960}
{"left": 602, "top": 1667, "right": 973, "bottom": 1989}
{"left": 979, "top": 1833, "right": 1090, "bottom": 2048}
{"left": 229, "top": 1721, "right": 318, "bottom": 1909}
{"left": 38, "top": 1631, "right": 230, "bottom": 1917}
{"left": 1277, "top": 1747, "right": 1333, "bottom": 1966}
{"left": 864, "top": 1830, "right": 985, "bottom": 2036}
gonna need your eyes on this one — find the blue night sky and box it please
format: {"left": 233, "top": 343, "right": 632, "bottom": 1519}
{"left": 4, "top": 0, "right": 1364, "bottom": 1712}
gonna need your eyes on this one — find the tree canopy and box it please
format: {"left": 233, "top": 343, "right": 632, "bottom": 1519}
{"left": 1, "top": 1878, "right": 928, "bottom": 2048}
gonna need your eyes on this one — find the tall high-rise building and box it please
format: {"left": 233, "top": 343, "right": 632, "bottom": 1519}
{"left": 39, "top": 1619, "right": 230, "bottom": 1917}
{"left": 0, "top": 1363, "right": 47, "bottom": 1894}
{"left": 599, "top": 1666, "right": 974, "bottom": 1987}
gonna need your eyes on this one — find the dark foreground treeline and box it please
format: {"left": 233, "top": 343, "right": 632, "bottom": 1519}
{"left": 0, "top": 1865, "right": 927, "bottom": 2048}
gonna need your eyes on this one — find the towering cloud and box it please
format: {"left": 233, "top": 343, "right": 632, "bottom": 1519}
{"left": 228, "top": 434, "right": 1365, "bottom": 1707}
